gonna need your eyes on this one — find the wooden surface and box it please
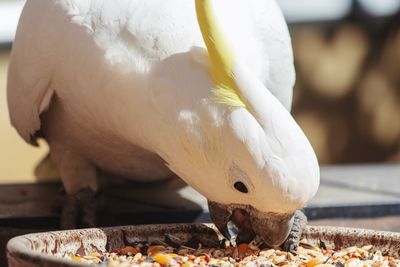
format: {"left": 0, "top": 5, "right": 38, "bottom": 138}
{"left": 0, "top": 178, "right": 203, "bottom": 266}
{"left": 1, "top": 164, "right": 399, "bottom": 224}
{"left": 0, "top": 178, "right": 203, "bottom": 221}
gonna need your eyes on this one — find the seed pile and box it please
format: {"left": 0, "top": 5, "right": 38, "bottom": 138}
{"left": 66, "top": 240, "right": 400, "bottom": 267}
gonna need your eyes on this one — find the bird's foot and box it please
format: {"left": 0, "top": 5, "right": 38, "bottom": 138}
{"left": 61, "top": 187, "right": 97, "bottom": 229}
{"left": 282, "top": 210, "right": 307, "bottom": 252}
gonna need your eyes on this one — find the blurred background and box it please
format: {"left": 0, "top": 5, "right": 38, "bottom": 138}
{"left": 0, "top": 0, "right": 399, "bottom": 184}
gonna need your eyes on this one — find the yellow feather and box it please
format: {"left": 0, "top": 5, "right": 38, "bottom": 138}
{"left": 195, "top": 0, "right": 246, "bottom": 108}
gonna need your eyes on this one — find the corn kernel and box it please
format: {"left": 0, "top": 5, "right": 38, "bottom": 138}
{"left": 306, "top": 258, "right": 323, "bottom": 267}
{"left": 153, "top": 253, "right": 173, "bottom": 265}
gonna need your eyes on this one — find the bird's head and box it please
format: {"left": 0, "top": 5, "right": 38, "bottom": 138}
{"left": 158, "top": 0, "right": 319, "bottom": 248}
{"left": 177, "top": 0, "right": 320, "bottom": 247}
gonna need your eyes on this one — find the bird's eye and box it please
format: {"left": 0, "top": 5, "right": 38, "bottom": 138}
{"left": 233, "top": 181, "right": 248, "bottom": 193}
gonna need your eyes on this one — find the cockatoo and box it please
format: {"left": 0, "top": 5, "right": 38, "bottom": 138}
{"left": 8, "top": 0, "right": 319, "bottom": 248}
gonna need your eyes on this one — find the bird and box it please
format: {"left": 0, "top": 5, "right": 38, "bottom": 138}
{"left": 7, "top": 0, "right": 319, "bottom": 248}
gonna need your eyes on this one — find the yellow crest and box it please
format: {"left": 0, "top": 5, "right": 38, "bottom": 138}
{"left": 195, "top": 0, "right": 246, "bottom": 108}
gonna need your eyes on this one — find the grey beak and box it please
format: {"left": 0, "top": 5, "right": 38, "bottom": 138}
{"left": 250, "top": 209, "right": 294, "bottom": 247}
{"left": 208, "top": 201, "right": 294, "bottom": 247}
{"left": 208, "top": 200, "right": 231, "bottom": 239}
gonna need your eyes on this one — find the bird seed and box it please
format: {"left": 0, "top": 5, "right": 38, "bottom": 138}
{"left": 66, "top": 240, "right": 400, "bottom": 267}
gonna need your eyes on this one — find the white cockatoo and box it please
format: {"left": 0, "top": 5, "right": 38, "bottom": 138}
{"left": 8, "top": 0, "right": 319, "bottom": 248}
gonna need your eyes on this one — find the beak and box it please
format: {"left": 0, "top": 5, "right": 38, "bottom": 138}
{"left": 250, "top": 208, "right": 294, "bottom": 247}
{"left": 208, "top": 201, "right": 256, "bottom": 244}
{"left": 208, "top": 201, "right": 294, "bottom": 247}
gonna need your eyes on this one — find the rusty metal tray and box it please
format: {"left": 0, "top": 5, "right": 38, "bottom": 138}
{"left": 7, "top": 224, "right": 400, "bottom": 267}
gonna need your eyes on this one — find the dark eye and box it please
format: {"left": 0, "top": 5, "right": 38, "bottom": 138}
{"left": 234, "top": 181, "right": 248, "bottom": 193}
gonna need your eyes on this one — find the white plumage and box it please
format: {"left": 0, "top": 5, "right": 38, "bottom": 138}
{"left": 8, "top": 0, "right": 319, "bottom": 244}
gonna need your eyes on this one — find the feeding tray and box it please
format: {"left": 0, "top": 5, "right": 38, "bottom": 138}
{"left": 6, "top": 224, "right": 400, "bottom": 267}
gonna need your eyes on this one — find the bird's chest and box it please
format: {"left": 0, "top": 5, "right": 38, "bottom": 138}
{"left": 81, "top": 133, "right": 172, "bottom": 182}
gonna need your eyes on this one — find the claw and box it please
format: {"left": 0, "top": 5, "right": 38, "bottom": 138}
{"left": 282, "top": 210, "right": 307, "bottom": 252}
{"left": 282, "top": 239, "right": 297, "bottom": 254}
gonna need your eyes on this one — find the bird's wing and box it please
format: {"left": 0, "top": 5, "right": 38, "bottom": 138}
{"left": 7, "top": 60, "right": 54, "bottom": 145}
{"left": 7, "top": 0, "right": 56, "bottom": 145}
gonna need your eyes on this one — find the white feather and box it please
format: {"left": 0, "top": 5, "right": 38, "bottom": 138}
{"left": 7, "top": 0, "right": 318, "bottom": 213}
